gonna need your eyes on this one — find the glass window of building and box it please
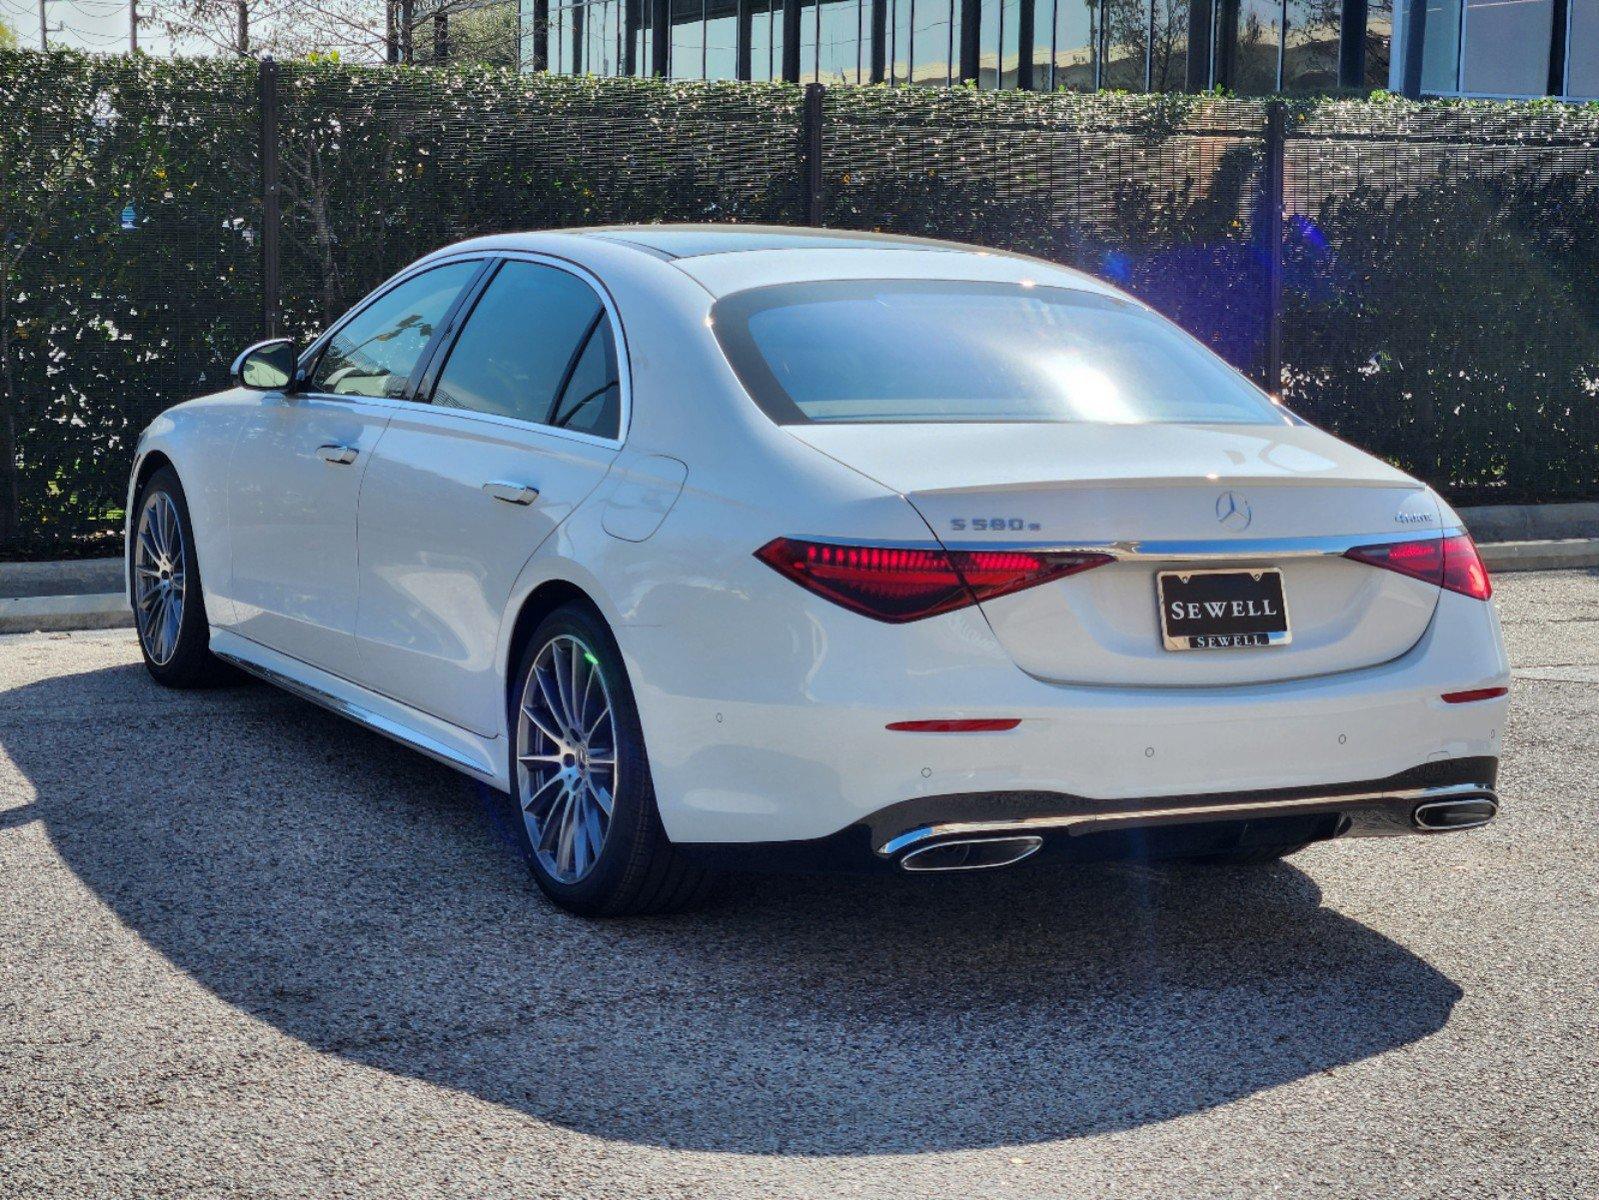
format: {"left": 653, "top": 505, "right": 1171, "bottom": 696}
{"left": 1572, "top": 0, "right": 1599, "bottom": 97}
{"left": 671, "top": 0, "right": 708, "bottom": 76}
{"left": 1212, "top": 0, "right": 1281, "bottom": 92}
{"left": 746, "top": 0, "right": 782, "bottom": 78}
{"left": 1101, "top": 0, "right": 1150, "bottom": 87}
{"left": 1418, "top": 0, "right": 1462, "bottom": 92}
{"left": 888, "top": 0, "right": 913, "bottom": 83}
{"left": 1041, "top": 0, "right": 1099, "bottom": 90}
{"left": 817, "top": 0, "right": 865, "bottom": 83}
{"left": 915, "top": 0, "right": 958, "bottom": 85}
{"left": 1364, "top": 0, "right": 1393, "bottom": 88}
{"left": 1149, "top": 0, "right": 1189, "bottom": 91}
{"left": 704, "top": 0, "right": 738, "bottom": 77}
{"left": 1282, "top": 0, "right": 1339, "bottom": 91}
{"left": 1460, "top": 0, "right": 1554, "bottom": 96}
{"left": 999, "top": 0, "right": 1024, "bottom": 87}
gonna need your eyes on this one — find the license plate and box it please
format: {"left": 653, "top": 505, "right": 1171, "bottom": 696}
{"left": 1158, "top": 568, "right": 1291, "bottom": 651}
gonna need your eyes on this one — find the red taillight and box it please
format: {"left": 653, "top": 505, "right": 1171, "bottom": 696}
{"left": 1344, "top": 534, "right": 1492, "bottom": 600}
{"left": 754, "top": 537, "right": 1112, "bottom": 623}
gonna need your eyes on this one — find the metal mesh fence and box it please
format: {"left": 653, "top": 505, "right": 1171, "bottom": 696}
{"left": 1282, "top": 103, "right": 1599, "bottom": 505}
{"left": 0, "top": 54, "right": 262, "bottom": 555}
{"left": 274, "top": 68, "right": 807, "bottom": 339}
{"left": 1, "top": 52, "right": 1597, "bottom": 555}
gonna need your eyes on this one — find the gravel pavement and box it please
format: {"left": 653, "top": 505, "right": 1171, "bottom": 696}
{"left": 1, "top": 571, "right": 1595, "bottom": 1199}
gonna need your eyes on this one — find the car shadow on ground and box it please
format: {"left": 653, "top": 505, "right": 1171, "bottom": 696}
{"left": 8, "top": 661, "right": 1463, "bottom": 1155}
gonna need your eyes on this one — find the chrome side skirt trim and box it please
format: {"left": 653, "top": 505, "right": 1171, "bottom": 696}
{"left": 214, "top": 648, "right": 497, "bottom": 780}
{"left": 876, "top": 781, "right": 1496, "bottom": 858}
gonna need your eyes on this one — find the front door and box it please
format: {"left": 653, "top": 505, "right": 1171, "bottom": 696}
{"left": 228, "top": 259, "right": 482, "bottom": 678}
{"left": 355, "top": 256, "right": 626, "bottom": 735}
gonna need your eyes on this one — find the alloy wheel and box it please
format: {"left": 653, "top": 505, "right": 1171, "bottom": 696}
{"left": 515, "top": 634, "right": 619, "bottom": 884}
{"left": 134, "top": 490, "right": 186, "bottom": 666}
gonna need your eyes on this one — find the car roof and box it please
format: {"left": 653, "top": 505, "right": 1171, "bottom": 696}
{"left": 573, "top": 224, "right": 994, "bottom": 259}
{"left": 420, "top": 224, "right": 1122, "bottom": 302}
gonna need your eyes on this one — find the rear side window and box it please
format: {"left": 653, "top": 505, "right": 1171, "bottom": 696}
{"left": 711, "top": 279, "right": 1288, "bottom": 427}
{"left": 309, "top": 261, "right": 480, "bottom": 399}
{"left": 430, "top": 260, "right": 621, "bottom": 439}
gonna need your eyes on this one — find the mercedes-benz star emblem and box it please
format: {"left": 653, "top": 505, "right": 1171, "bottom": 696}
{"left": 1215, "top": 490, "right": 1252, "bottom": 531}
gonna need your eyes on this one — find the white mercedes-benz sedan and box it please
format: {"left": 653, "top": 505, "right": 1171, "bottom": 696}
{"left": 126, "top": 224, "right": 1510, "bottom": 915}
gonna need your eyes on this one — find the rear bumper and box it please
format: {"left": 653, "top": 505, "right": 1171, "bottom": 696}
{"left": 634, "top": 586, "right": 1509, "bottom": 844}
{"left": 678, "top": 757, "right": 1499, "bottom": 873}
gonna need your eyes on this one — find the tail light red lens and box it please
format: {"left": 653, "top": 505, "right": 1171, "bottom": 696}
{"left": 754, "top": 538, "right": 1112, "bottom": 623}
{"left": 1344, "top": 533, "right": 1492, "bottom": 600}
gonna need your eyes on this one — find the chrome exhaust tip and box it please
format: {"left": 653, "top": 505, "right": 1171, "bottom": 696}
{"left": 1412, "top": 795, "right": 1498, "bottom": 832}
{"left": 898, "top": 835, "right": 1044, "bottom": 873}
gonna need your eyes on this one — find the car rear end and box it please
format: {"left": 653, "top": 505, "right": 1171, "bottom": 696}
{"left": 645, "top": 249, "right": 1509, "bottom": 871}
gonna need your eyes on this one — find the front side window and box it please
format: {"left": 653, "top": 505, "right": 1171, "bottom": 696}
{"left": 431, "top": 260, "right": 622, "bottom": 439}
{"left": 713, "top": 279, "right": 1288, "bottom": 427}
{"left": 309, "top": 261, "right": 480, "bottom": 398}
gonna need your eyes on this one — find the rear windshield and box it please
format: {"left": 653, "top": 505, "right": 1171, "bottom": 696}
{"left": 711, "top": 279, "right": 1288, "bottom": 426}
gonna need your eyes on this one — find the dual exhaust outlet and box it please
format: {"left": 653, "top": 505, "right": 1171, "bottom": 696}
{"left": 891, "top": 792, "right": 1499, "bottom": 873}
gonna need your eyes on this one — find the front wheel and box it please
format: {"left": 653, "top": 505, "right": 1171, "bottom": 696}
{"left": 509, "top": 603, "right": 716, "bottom": 916}
{"left": 132, "top": 467, "right": 230, "bottom": 688}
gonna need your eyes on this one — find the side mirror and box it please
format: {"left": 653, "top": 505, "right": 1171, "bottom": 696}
{"left": 232, "top": 338, "right": 299, "bottom": 393}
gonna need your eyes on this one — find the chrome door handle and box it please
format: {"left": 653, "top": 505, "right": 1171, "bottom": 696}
{"left": 482, "top": 481, "right": 539, "bottom": 506}
{"left": 316, "top": 443, "right": 359, "bottom": 465}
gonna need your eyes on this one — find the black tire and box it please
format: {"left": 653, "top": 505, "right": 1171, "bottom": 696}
{"left": 131, "top": 466, "right": 232, "bottom": 688}
{"left": 507, "top": 602, "right": 717, "bottom": 917}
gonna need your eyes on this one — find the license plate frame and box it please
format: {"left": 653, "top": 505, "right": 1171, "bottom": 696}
{"left": 1157, "top": 567, "right": 1291, "bottom": 652}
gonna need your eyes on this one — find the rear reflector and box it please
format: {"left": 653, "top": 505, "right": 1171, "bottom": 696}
{"left": 1344, "top": 533, "right": 1493, "bottom": 600}
{"left": 1441, "top": 687, "right": 1509, "bottom": 704}
{"left": 755, "top": 537, "right": 1112, "bottom": 623}
{"left": 885, "top": 718, "right": 1022, "bottom": 733}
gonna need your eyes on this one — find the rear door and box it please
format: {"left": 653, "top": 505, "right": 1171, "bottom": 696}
{"left": 227, "top": 259, "right": 482, "bottom": 678}
{"left": 354, "top": 256, "right": 625, "bottom": 736}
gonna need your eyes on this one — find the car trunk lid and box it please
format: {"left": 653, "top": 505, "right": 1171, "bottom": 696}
{"left": 786, "top": 422, "right": 1444, "bottom": 686}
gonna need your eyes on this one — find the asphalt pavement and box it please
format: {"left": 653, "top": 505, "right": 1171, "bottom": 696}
{"left": 1, "top": 571, "right": 1595, "bottom": 1199}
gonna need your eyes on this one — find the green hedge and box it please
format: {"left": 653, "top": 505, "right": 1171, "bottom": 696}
{"left": 2, "top": 51, "right": 1597, "bottom": 555}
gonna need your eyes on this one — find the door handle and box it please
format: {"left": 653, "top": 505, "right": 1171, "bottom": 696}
{"left": 316, "top": 443, "right": 359, "bottom": 465}
{"left": 482, "top": 481, "right": 539, "bottom": 506}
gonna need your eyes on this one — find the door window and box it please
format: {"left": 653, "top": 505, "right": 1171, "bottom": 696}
{"left": 309, "top": 261, "right": 480, "bottom": 399}
{"left": 431, "top": 260, "right": 623, "bottom": 439}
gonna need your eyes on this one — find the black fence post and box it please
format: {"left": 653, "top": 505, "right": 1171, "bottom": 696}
{"left": 259, "top": 56, "right": 281, "bottom": 340}
{"left": 1262, "top": 99, "right": 1286, "bottom": 396}
{"left": 801, "top": 82, "right": 825, "bottom": 226}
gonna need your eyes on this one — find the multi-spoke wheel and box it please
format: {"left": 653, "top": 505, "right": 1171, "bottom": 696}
{"left": 134, "top": 490, "right": 186, "bottom": 666}
{"left": 516, "top": 633, "right": 618, "bottom": 884}
{"left": 130, "top": 467, "right": 228, "bottom": 688}
{"left": 509, "top": 604, "right": 716, "bottom": 916}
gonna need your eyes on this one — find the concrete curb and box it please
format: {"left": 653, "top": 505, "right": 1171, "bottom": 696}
{"left": 0, "top": 556, "right": 122, "bottom": 599}
{"left": 1479, "top": 539, "right": 1599, "bottom": 573}
{"left": 0, "top": 594, "right": 132, "bottom": 635}
{"left": 1458, "top": 502, "right": 1599, "bottom": 544}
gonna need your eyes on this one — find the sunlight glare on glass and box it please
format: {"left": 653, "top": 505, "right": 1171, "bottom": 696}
{"left": 1038, "top": 356, "right": 1136, "bottom": 424}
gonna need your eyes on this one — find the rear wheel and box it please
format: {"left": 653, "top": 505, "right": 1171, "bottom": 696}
{"left": 132, "top": 467, "right": 230, "bottom": 688}
{"left": 509, "top": 603, "right": 715, "bottom": 916}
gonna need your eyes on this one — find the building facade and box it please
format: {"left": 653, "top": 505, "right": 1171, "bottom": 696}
{"left": 516, "top": 0, "right": 1594, "bottom": 98}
